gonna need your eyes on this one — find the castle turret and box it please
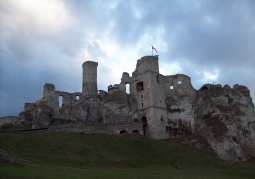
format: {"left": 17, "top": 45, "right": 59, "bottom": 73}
{"left": 82, "top": 61, "right": 98, "bottom": 99}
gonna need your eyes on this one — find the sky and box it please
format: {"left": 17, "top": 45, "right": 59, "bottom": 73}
{"left": 0, "top": 0, "right": 255, "bottom": 117}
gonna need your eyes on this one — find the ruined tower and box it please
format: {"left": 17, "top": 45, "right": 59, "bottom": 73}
{"left": 82, "top": 61, "right": 98, "bottom": 99}
{"left": 120, "top": 56, "right": 168, "bottom": 139}
{"left": 43, "top": 83, "right": 55, "bottom": 98}
{"left": 133, "top": 56, "right": 168, "bottom": 139}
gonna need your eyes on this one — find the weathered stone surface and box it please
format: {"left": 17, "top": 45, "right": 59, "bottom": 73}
{"left": 166, "top": 95, "right": 195, "bottom": 134}
{"left": 87, "top": 107, "right": 100, "bottom": 123}
{"left": 48, "top": 123, "right": 143, "bottom": 135}
{"left": 73, "top": 101, "right": 89, "bottom": 122}
{"left": 196, "top": 85, "right": 255, "bottom": 162}
{"left": 104, "top": 91, "right": 137, "bottom": 123}
{"left": 0, "top": 116, "right": 19, "bottom": 131}
{"left": 31, "top": 105, "right": 54, "bottom": 129}
{"left": 2, "top": 55, "right": 255, "bottom": 162}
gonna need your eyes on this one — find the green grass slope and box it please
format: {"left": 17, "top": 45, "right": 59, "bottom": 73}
{"left": 0, "top": 132, "right": 254, "bottom": 179}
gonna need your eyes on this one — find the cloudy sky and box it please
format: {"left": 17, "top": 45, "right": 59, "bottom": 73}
{"left": 0, "top": 0, "right": 255, "bottom": 117}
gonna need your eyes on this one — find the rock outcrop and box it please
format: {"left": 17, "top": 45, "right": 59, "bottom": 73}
{"left": 196, "top": 84, "right": 255, "bottom": 162}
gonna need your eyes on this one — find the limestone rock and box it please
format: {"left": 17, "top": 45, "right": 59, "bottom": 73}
{"left": 196, "top": 85, "right": 255, "bottom": 162}
{"left": 166, "top": 95, "right": 195, "bottom": 132}
{"left": 32, "top": 105, "right": 54, "bottom": 129}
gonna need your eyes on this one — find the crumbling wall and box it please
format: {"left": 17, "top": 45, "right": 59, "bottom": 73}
{"left": 104, "top": 90, "right": 137, "bottom": 124}
{"left": 3, "top": 55, "right": 255, "bottom": 163}
{"left": 165, "top": 74, "right": 197, "bottom": 133}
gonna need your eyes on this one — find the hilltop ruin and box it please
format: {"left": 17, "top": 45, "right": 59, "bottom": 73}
{"left": 1, "top": 55, "right": 255, "bottom": 162}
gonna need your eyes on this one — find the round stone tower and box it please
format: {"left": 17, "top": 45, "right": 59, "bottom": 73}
{"left": 82, "top": 61, "right": 98, "bottom": 99}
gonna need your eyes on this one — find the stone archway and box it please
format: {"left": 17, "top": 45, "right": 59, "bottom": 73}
{"left": 132, "top": 130, "right": 140, "bottom": 134}
{"left": 120, "top": 130, "right": 127, "bottom": 134}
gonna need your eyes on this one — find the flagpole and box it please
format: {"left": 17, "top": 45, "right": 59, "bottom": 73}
{"left": 151, "top": 44, "right": 153, "bottom": 56}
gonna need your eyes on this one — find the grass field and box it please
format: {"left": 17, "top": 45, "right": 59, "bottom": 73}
{"left": 0, "top": 132, "right": 254, "bottom": 179}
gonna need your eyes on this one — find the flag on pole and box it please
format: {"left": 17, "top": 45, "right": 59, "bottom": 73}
{"left": 152, "top": 45, "right": 158, "bottom": 53}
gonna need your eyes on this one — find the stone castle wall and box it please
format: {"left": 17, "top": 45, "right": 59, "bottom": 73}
{"left": 48, "top": 123, "right": 143, "bottom": 135}
{"left": 1, "top": 54, "right": 255, "bottom": 162}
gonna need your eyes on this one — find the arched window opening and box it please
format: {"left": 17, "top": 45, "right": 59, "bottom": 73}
{"left": 136, "top": 82, "right": 144, "bottom": 92}
{"left": 178, "top": 80, "right": 182, "bottom": 84}
{"left": 120, "top": 130, "right": 127, "bottom": 134}
{"left": 76, "top": 95, "right": 79, "bottom": 100}
{"left": 125, "top": 83, "right": 130, "bottom": 94}
{"left": 170, "top": 86, "right": 174, "bottom": 89}
{"left": 132, "top": 130, "right": 140, "bottom": 134}
{"left": 161, "top": 115, "right": 163, "bottom": 121}
{"left": 59, "top": 96, "right": 63, "bottom": 108}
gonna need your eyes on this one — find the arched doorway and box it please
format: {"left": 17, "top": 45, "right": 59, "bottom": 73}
{"left": 132, "top": 130, "right": 140, "bottom": 134}
{"left": 141, "top": 116, "right": 148, "bottom": 136}
{"left": 120, "top": 130, "right": 127, "bottom": 134}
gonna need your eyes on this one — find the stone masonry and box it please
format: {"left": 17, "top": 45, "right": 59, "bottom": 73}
{"left": 1, "top": 55, "right": 255, "bottom": 162}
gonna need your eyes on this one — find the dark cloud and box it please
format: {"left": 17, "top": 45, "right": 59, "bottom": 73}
{"left": 0, "top": 0, "right": 255, "bottom": 117}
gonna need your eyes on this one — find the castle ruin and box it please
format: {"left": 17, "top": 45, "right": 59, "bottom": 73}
{"left": 1, "top": 55, "right": 255, "bottom": 162}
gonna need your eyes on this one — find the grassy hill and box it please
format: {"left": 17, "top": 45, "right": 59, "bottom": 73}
{"left": 0, "top": 132, "right": 254, "bottom": 179}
